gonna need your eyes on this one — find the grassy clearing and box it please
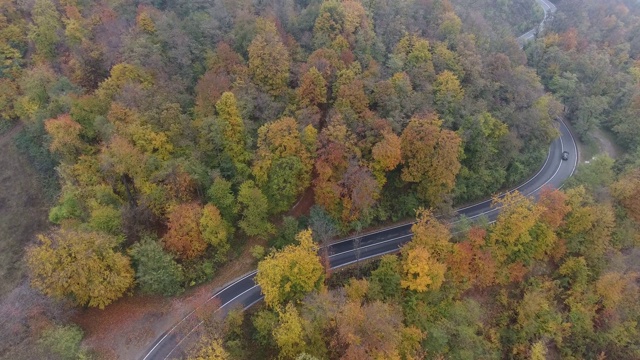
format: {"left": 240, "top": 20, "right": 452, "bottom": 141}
{"left": 0, "top": 126, "right": 50, "bottom": 298}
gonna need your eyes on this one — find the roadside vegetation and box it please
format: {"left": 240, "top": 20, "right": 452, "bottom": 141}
{"left": 190, "top": 180, "right": 640, "bottom": 359}
{"left": 3, "top": 0, "right": 640, "bottom": 358}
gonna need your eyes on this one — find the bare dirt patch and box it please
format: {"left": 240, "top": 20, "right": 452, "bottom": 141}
{"left": 0, "top": 123, "right": 58, "bottom": 360}
{"left": 0, "top": 123, "right": 49, "bottom": 297}
{"left": 591, "top": 127, "right": 622, "bottom": 160}
{"left": 288, "top": 186, "right": 315, "bottom": 217}
{"left": 73, "top": 237, "right": 263, "bottom": 359}
{"left": 0, "top": 282, "right": 72, "bottom": 360}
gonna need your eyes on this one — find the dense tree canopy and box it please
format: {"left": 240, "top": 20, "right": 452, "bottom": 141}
{"left": 12, "top": 0, "right": 574, "bottom": 327}
{"left": 10, "top": 0, "right": 640, "bottom": 358}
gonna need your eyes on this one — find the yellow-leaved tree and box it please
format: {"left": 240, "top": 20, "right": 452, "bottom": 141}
{"left": 252, "top": 117, "right": 314, "bottom": 213}
{"left": 488, "top": 191, "right": 543, "bottom": 265}
{"left": 410, "top": 208, "right": 453, "bottom": 261}
{"left": 256, "top": 229, "right": 324, "bottom": 308}
{"left": 26, "top": 229, "right": 134, "bottom": 309}
{"left": 371, "top": 129, "right": 402, "bottom": 186}
{"left": 200, "top": 203, "right": 232, "bottom": 263}
{"left": 44, "top": 114, "right": 85, "bottom": 163}
{"left": 273, "top": 303, "right": 307, "bottom": 359}
{"left": 400, "top": 245, "right": 446, "bottom": 292}
{"left": 400, "top": 113, "right": 462, "bottom": 205}
{"left": 248, "top": 20, "right": 290, "bottom": 96}
{"left": 188, "top": 338, "right": 229, "bottom": 360}
{"left": 215, "top": 92, "right": 250, "bottom": 172}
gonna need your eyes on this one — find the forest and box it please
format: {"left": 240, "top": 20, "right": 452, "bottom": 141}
{"left": 1, "top": 0, "right": 640, "bottom": 358}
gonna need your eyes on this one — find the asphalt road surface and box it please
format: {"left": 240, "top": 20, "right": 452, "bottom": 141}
{"left": 518, "top": 0, "right": 557, "bottom": 43}
{"left": 142, "top": 119, "right": 577, "bottom": 360}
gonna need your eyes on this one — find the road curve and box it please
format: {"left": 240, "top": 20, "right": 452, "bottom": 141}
{"left": 518, "top": 0, "right": 557, "bottom": 43}
{"left": 142, "top": 3, "right": 572, "bottom": 359}
{"left": 142, "top": 120, "right": 577, "bottom": 360}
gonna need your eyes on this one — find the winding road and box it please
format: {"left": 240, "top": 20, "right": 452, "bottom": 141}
{"left": 518, "top": 0, "right": 557, "bottom": 43}
{"left": 142, "top": 1, "right": 569, "bottom": 359}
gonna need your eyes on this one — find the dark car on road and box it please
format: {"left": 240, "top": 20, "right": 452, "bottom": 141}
{"left": 561, "top": 151, "right": 569, "bottom": 161}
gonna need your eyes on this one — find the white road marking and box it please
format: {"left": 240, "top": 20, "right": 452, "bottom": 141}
{"left": 162, "top": 285, "right": 260, "bottom": 359}
{"left": 142, "top": 271, "right": 257, "bottom": 360}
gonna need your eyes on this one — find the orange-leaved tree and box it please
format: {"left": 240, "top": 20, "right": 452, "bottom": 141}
{"left": 163, "top": 202, "right": 207, "bottom": 260}
{"left": 44, "top": 114, "right": 85, "bottom": 162}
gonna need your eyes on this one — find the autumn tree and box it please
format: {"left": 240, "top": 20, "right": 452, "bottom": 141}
{"left": 163, "top": 203, "right": 208, "bottom": 260}
{"left": 538, "top": 187, "right": 571, "bottom": 229}
{"left": 297, "top": 67, "right": 327, "bottom": 108}
{"left": 248, "top": 20, "right": 290, "bottom": 96}
{"left": 15, "top": 63, "right": 59, "bottom": 122}
{"left": 26, "top": 229, "right": 134, "bottom": 308}
{"left": 253, "top": 117, "right": 314, "bottom": 213}
{"left": 98, "top": 134, "right": 155, "bottom": 212}
{"left": 0, "top": 79, "right": 19, "bottom": 120}
{"left": 313, "top": 1, "right": 345, "bottom": 49}
{"left": 314, "top": 119, "right": 381, "bottom": 227}
{"left": 513, "top": 284, "right": 566, "bottom": 356}
{"left": 273, "top": 303, "right": 307, "bottom": 359}
{"left": 193, "top": 42, "right": 244, "bottom": 117}
{"left": 215, "top": 92, "right": 250, "bottom": 175}
{"left": 189, "top": 339, "right": 230, "bottom": 360}
{"left": 489, "top": 191, "right": 543, "bottom": 267}
{"left": 95, "top": 63, "right": 153, "bottom": 101}
{"left": 400, "top": 245, "right": 446, "bottom": 292}
{"left": 400, "top": 113, "right": 462, "bottom": 204}
{"left": 256, "top": 229, "right": 324, "bottom": 308}
{"left": 62, "top": 4, "right": 88, "bottom": 46}
{"left": 434, "top": 70, "right": 464, "bottom": 122}
{"left": 432, "top": 42, "right": 464, "bottom": 79}
{"left": 334, "top": 74, "right": 372, "bottom": 127}
{"left": 44, "top": 114, "right": 85, "bottom": 162}
{"left": 237, "top": 180, "right": 274, "bottom": 238}
{"left": 339, "top": 161, "right": 380, "bottom": 225}
{"left": 336, "top": 300, "right": 405, "bottom": 358}
{"left": 0, "top": 0, "right": 27, "bottom": 79}
{"left": 611, "top": 169, "right": 640, "bottom": 222}
{"left": 595, "top": 272, "right": 637, "bottom": 311}
{"left": 28, "top": 0, "right": 61, "bottom": 60}
{"left": 388, "top": 34, "right": 435, "bottom": 89}
{"left": 409, "top": 208, "right": 452, "bottom": 261}
{"left": 200, "top": 204, "right": 232, "bottom": 262}
{"left": 371, "top": 128, "right": 401, "bottom": 186}
{"left": 447, "top": 227, "right": 497, "bottom": 289}
{"left": 561, "top": 186, "right": 614, "bottom": 271}
{"left": 306, "top": 47, "right": 345, "bottom": 86}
